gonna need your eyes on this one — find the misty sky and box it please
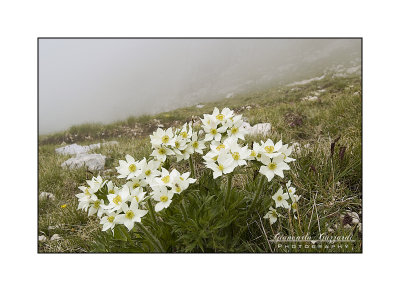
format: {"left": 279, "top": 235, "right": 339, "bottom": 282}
{"left": 39, "top": 38, "right": 360, "bottom": 134}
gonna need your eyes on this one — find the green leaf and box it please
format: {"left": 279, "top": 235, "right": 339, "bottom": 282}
{"left": 113, "top": 225, "right": 128, "bottom": 241}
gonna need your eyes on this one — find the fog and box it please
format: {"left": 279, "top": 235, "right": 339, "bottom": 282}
{"left": 39, "top": 38, "right": 361, "bottom": 134}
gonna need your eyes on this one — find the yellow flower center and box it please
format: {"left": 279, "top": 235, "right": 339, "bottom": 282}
{"left": 271, "top": 211, "right": 278, "bottom": 218}
{"left": 250, "top": 150, "right": 256, "bottom": 157}
{"left": 109, "top": 189, "right": 115, "bottom": 194}
{"left": 93, "top": 200, "right": 101, "bottom": 208}
{"left": 193, "top": 141, "right": 199, "bottom": 148}
{"left": 292, "top": 202, "right": 298, "bottom": 210}
{"left": 84, "top": 189, "right": 90, "bottom": 196}
{"left": 216, "top": 144, "right": 225, "bottom": 151}
{"left": 132, "top": 182, "right": 140, "bottom": 188}
{"left": 212, "top": 155, "right": 218, "bottom": 161}
{"left": 175, "top": 184, "right": 181, "bottom": 193}
{"left": 277, "top": 196, "right": 282, "bottom": 201}
{"left": 268, "top": 163, "right": 277, "bottom": 170}
{"left": 216, "top": 114, "right": 224, "bottom": 121}
{"left": 232, "top": 152, "right": 240, "bottom": 160}
{"left": 218, "top": 164, "right": 224, "bottom": 171}
{"left": 175, "top": 141, "right": 180, "bottom": 148}
{"left": 265, "top": 146, "right": 274, "bottom": 154}
{"left": 125, "top": 210, "right": 135, "bottom": 219}
{"left": 211, "top": 128, "right": 217, "bottom": 135}
{"left": 160, "top": 195, "right": 168, "bottom": 202}
{"left": 158, "top": 148, "right": 166, "bottom": 155}
{"left": 162, "top": 135, "right": 170, "bottom": 143}
{"left": 113, "top": 195, "right": 122, "bottom": 205}
{"left": 181, "top": 132, "right": 188, "bottom": 138}
{"left": 107, "top": 216, "right": 115, "bottom": 223}
{"left": 145, "top": 169, "right": 152, "bottom": 176}
{"left": 231, "top": 127, "right": 238, "bottom": 134}
{"left": 61, "top": 204, "right": 67, "bottom": 208}
{"left": 129, "top": 164, "right": 137, "bottom": 172}
{"left": 161, "top": 175, "right": 170, "bottom": 184}
{"left": 289, "top": 189, "right": 292, "bottom": 193}
{"left": 180, "top": 176, "right": 184, "bottom": 181}
{"left": 257, "top": 153, "right": 261, "bottom": 158}
{"left": 135, "top": 196, "right": 139, "bottom": 202}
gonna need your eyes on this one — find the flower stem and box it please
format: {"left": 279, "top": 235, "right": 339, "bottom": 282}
{"left": 147, "top": 199, "right": 157, "bottom": 225}
{"left": 189, "top": 155, "right": 195, "bottom": 178}
{"left": 136, "top": 223, "right": 165, "bottom": 252}
{"left": 249, "top": 175, "right": 266, "bottom": 212}
{"left": 225, "top": 173, "right": 233, "bottom": 206}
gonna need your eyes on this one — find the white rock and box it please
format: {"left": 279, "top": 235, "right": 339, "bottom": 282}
{"left": 242, "top": 122, "right": 271, "bottom": 136}
{"left": 196, "top": 104, "right": 205, "bottom": 108}
{"left": 50, "top": 234, "right": 62, "bottom": 241}
{"left": 39, "top": 192, "right": 55, "bottom": 201}
{"left": 55, "top": 143, "right": 95, "bottom": 155}
{"left": 56, "top": 141, "right": 117, "bottom": 155}
{"left": 38, "top": 235, "right": 47, "bottom": 242}
{"left": 301, "top": 96, "right": 319, "bottom": 101}
{"left": 61, "top": 153, "right": 106, "bottom": 171}
{"left": 246, "top": 106, "right": 252, "bottom": 110}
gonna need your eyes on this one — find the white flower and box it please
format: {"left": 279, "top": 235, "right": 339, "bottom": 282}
{"left": 290, "top": 194, "right": 301, "bottom": 212}
{"left": 116, "top": 155, "right": 144, "bottom": 179}
{"left": 259, "top": 155, "right": 290, "bottom": 182}
{"left": 174, "top": 147, "right": 191, "bottom": 162}
{"left": 264, "top": 207, "right": 279, "bottom": 224}
{"left": 279, "top": 144, "right": 296, "bottom": 163}
{"left": 86, "top": 175, "right": 104, "bottom": 193}
{"left": 105, "top": 185, "right": 130, "bottom": 212}
{"left": 176, "top": 122, "right": 193, "bottom": 140}
{"left": 150, "top": 146, "right": 174, "bottom": 162}
{"left": 170, "top": 170, "right": 196, "bottom": 194}
{"left": 76, "top": 186, "right": 96, "bottom": 211}
{"left": 286, "top": 180, "right": 297, "bottom": 198}
{"left": 188, "top": 132, "right": 206, "bottom": 154}
{"left": 205, "top": 152, "right": 235, "bottom": 178}
{"left": 150, "top": 128, "right": 175, "bottom": 147}
{"left": 211, "top": 107, "right": 234, "bottom": 124}
{"left": 88, "top": 198, "right": 106, "bottom": 217}
{"left": 152, "top": 186, "right": 174, "bottom": 212}
{"left": 227, "top": 115, "right": 246, "bottom": 140}
{"left": 154, "top": 168, "right": 174, "bottom": 187}
{"left": 115, "top": 200, "right": 148, "bottom": 231}
{"left": 224, "top": 138, "right": 251, "bottom": 167}
{"left": 130, "top": 186, "right": 147, "bottom": 204}
{"left": 272, "top": 187, "right": 290, "bottom": 209}
{"left": 139, "top": 159, "right": 161, "bottom": 183}
{"left": 260, "top": 139, "right": 283, "bottom": 159}
{"left": 126, "top": 178, "right": 147, "bottom": 192}
{"left": 204, "top": 120, "right": 224, "bottom": 141}
{"left": 100, "top": 211, "right": 119, "bottom": 232}
{"left": 106, "top": 181, "right": 117, "bottom": 195}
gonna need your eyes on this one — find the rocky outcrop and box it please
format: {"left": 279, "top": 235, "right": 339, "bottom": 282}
{"left": 61, "top": 153, "right": 106, "bottom": 171}
{"left": 242, "top": 122, "right": 271, "bottom": 136}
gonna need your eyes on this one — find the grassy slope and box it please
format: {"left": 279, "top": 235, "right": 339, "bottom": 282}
{"left": 38, "top": 74, "right": 362, "bottom": 252}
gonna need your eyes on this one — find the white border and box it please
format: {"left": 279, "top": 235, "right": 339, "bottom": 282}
{"left": 1, "top": 0, "right": 400, "bottom": 290}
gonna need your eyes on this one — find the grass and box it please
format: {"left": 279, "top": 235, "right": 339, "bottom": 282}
{"left": 38, "top": 73, "right": 362, "bottom": 253}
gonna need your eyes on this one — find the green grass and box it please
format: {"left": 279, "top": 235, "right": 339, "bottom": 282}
{"left": 38, "top": 74, "right": 362, "bottom": 253}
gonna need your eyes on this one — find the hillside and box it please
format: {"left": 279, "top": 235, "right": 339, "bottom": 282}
{"left": 38, "top": 73, "right": 362, "bottom": 253}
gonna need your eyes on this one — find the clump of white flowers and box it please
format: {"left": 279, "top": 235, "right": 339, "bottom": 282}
{"left": 76, "top": 155, "right": 195, "bottom": 232}
{"left": 75, "top": 107, "right": 297, "bottom": 235}
{"left": 264, "top": 180, "right": 301, "bottom": 224}
{"left": 150, "top": 122, "right": 206, "bottom": 162}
